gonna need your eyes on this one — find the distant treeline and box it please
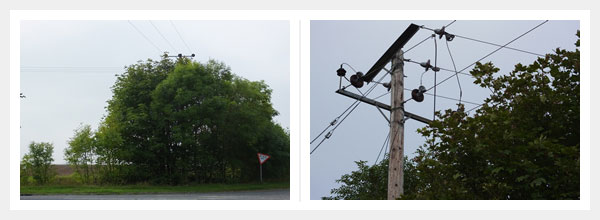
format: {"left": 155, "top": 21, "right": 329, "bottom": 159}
{"left": 22, "top": 57, "right": 289, "bottom": 185}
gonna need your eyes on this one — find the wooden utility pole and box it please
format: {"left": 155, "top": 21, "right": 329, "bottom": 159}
{"left": 388, "top": 50, "right": 405, "bottom": 199}
{"left": 332, "top": 24, "right": 424, "bottom": 200}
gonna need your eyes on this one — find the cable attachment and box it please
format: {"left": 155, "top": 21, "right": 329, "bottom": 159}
{"left": 336, "top": 65, "right": 347, "bottom": 77}
{"left": 350, "top": 71, "right": 365, "bottom": 88}
{"left": 419, "top": 59, "right": 440, "bottom": 72}
{"left": 411, "top": 85, "right": 426, "bottom": 102}
{"left": 330, "top": 118, "right": 338, "bottom": 126}
{"left": 382, "top": 82, "right": 391, "bottom": 91}
{"left": 336, "top": 65, "right": 347, "bottom": 89}
{"left": 433, "top": 26, "right": 455, "bottom": 41}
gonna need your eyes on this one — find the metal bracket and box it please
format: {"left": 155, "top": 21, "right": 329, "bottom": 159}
{"left": 375, "top": 103, "right": 391, "bottom": 124}
{"left": 335, "top": 89, "right": 432, "bottom": 125}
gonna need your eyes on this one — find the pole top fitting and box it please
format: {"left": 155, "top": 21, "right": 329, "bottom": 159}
{"left": 433, "top": 26, "right": 455, "bottom": 41}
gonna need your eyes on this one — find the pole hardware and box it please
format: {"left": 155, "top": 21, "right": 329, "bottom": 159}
{"left": 350, "top": 72, "right": 365, "bottom": 88}
{"left": 433, "top": 26, "right": 455, "bottom": 41}
{"left": 419, "top": 59, "right": 440, "bottom": 72}
{"left": 411, "top": 85, "right": 426, "bottom": 102}
{"left": 167, "top": 53, "right": 196, "bottom": 58}
{"left": 337, "top": 65, "right": 347, "bottom": 76}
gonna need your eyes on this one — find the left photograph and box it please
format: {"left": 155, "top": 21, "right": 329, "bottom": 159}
{"left": 19, "top": 20, "right": 290, "bottom": 200}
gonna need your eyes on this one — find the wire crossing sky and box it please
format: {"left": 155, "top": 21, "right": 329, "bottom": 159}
{"left": 20, "top": 20, "right": 290, "bottom": 164}
{"left": 310, "top": 20, "right": 579, "bottom": 200}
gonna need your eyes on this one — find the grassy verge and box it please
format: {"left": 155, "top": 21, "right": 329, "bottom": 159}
{"left": 21, "top": 182, "right": 289, "bottom": 195}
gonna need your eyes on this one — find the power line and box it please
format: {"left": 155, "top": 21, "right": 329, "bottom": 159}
{"left": 426, "top": 20, "right": 548, "bottom": 94}
{"left": 311, "top": 61, "right": 387, "bottom": 146}
{"left": 403, "top": 88, "right": 480, "bottom": 106}
{"left": 404, "top": 59, "right": 472, "bottom": 77}
{"left": 341, "top": 63, "right": 359, "bottom": 73}
{"left": 169, "top": 20, "right": 194, "bottom": 54}
{"left": 149, "top": 21, "right": 177, "bottom": 53}
{"left": 373, "top": 91, "right": 390, "bottom": 100}
{"left": 445, "top": 39, "right": 463, "bottom": 104}
{"left": 420, "top": 24, "right": 546, "bottom": 57}
{"left": 311, "top": 82, "right": 377, "bottom": 154}
{"left": 127, "top": 20, "right": 163, "bottom": 54}
{"left": 466, "top": 103, "right": 484, "bottom": 113}
{"left": 374, "top": 130, "right": 390, "bottom": 165}
{"left": 404, "top": 35, "right": 433, "bottom": 54}
{"left": 310, "top": 100, "right": 359, "bottom": 144}
{"left": 445, "top": 20, "right": 457, "bottom": 28}
{"left": 433, "top": 36, "right": 438, "bottom": 120}
{"left": 453, "top": 34, "right": 545, "bottom": 57}
{"left": 311, "top": 71, "right": 389, "bottom": 155}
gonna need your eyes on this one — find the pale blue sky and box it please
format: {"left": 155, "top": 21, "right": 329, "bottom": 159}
{"left": 20, "top": 20, "right": 290, "bottom": 164}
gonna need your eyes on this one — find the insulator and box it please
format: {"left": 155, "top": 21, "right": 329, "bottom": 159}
{"left": 336, "top": 66, "right": 347, "bottom": 77}
{"left": 411, "top": 89, "right": 424, "bottom": 102}
{"left": 445, "top": 33, "right": 455, "bottom": 41}
{"left": 434, "top": 26, "right": 454, "bottom": 41}
{"left": 330, "top": 118, "right": 338, "bottom": 126}
{"left": 350, "top": 72, "right": 364, "bottom": 88}
{"left": 420, "top": 59, "right": 432, "bottom": 72}
{"left": 434, "top": 26, "right": 446, "bottom": 39}
{"left": 412, "top": 85, "right": 426, "bottom": 102}
{"left": 382, "top": 82, "right": 391, "bottom": 91}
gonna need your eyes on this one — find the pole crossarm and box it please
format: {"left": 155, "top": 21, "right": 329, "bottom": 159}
{"left": 362, "top": 24, "right": 421, "bottom": 83}
{"left": 335, "top": 89, "right": 432, "bottom": 124}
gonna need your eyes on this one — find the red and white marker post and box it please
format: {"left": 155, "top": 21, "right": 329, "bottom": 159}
{"left": 257, "top": 153, "right": 271, "bottom": 183}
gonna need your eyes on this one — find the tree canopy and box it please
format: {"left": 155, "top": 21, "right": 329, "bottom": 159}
{"left": 21, "top": 142, "right": 55, "bottom": 184}
{"left": 63, "top": 56, "right": 289, "bottom": 185}
{"left": 325, "top": 31, "right": 580, "bottom": 200}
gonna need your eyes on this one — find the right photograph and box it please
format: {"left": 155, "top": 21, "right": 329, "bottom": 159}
{"left": 310, "top": 20, "right": 580, "bottom": 200}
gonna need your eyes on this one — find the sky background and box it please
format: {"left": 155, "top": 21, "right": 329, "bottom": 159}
{"left": 20, "top": 20, "right": 290, "bottom": 164}
{"left": 310, "top": 20, "right": 579, "bottom": 200}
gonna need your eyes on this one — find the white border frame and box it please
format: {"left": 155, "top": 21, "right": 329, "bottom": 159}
{"left": 10, "top": 10, "right": 590, "bottom": 210}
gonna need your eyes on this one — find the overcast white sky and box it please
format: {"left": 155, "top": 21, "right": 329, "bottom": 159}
{"left": 310, "top": 20, "right": 579, "bottom": 199}
{"left": 20, "top": 20, "right": 290, "bottom": 164}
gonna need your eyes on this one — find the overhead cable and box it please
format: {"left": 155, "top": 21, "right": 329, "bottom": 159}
{"left": 149, "top": 21, "right": 178, "bottom": 53}
{"left": 127, "top": 20, "right": 163, "bottom": 54}
{"left": 169, "top": 20, "right": 194, "bottom": 54}
{"left": 426, "top": 20, "right": 549, "bottom": 94}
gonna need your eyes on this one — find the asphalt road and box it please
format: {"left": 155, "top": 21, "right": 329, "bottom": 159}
{"left": 20, "top": 189, "right": 289, "bottom": 200}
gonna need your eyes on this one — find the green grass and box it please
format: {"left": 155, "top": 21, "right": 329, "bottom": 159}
{"left": 20, "top": 182, "right": 289, "bottom": 195}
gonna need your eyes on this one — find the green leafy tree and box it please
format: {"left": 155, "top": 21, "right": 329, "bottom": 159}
{"left": 322, "top": 157, "right": 417, "bottom": 200}
{"left": 322, "top": 159, "right": 389, "bottom": 200}
{"left": 21, "top": 142, "right": 55, "bottom": 184}
{"left": 105, "top": 57, "right": 174, "bottom": 183}
{"left": 104, "top": 56, "right": 289, "bottom": 184}
{"left": 94, "top": 116, "right": 125, "bottom": 183}
{"left": 20, "top": 154, "right": 33, "bottom": 185}
{"left": 65, "top": 124, "right": 97, "bottom": 184}
{"left": 326, "top": 31, "right": 580, "bottom": 200}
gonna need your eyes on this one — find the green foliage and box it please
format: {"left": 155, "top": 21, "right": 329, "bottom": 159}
{"left": 20, "top": 154, "right": 33, "bottom": 185}
{"left": 94, "top": 117, "right": 125, "bottom": 184}
{"left": 21, "top": 142, "right": 55, "bottom": 184}
{"left": 326, "top": 32, "right": 580, "bottom": 200}
{"left": 322, "top": 159, "right": 389, "bottom": 200}
{"left": 86, "top": 57, "right": 290, "bottom": 184}
{"left": 65, "top": 124, "right": 97, "bottom": 184}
